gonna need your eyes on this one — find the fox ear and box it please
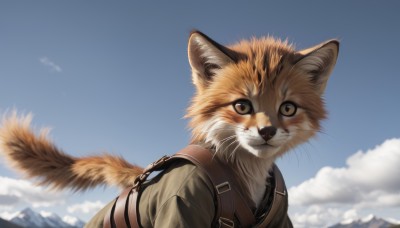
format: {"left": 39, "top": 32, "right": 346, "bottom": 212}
{"left": 294, "top": 40, "right": 339, "bottom": 95}
{"left": 188, "top": 31, "right": 238, "bottom": 91}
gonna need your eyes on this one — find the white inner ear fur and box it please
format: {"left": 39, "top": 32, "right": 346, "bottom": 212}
{"left": 296, "top": 41, "right": 339, "bottom": 94}
{"left": 188, "top": 33, "right": 233, "bottom": 78}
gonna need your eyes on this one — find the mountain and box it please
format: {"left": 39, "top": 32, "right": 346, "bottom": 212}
{"left": 6, "top": 208, "right": 85, "bottom": 228}
{"left": 0, "top": 217, "right": 23, "bottom": 228}
{"left": 329, "top": 215, "right": 396, "bottom": 228}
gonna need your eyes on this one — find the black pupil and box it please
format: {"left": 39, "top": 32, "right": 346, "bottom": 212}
{"left": 239, "top": 103, "right": 247, "bottom": 111}
{"left": 285, "top": 104, "right": 292, "bottom": 113}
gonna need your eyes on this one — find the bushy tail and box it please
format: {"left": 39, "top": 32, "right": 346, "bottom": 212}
{"left": 0, "top": 112, "right": 143, "bottom": 191}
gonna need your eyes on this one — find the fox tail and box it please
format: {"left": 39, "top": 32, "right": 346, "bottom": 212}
{"left": 0, "top": 112, "right": 143, "bottom": 191}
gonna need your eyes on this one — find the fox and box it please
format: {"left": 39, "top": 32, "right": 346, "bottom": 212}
{"left": 0, "top": 31, "right": 338, "bottom": 227}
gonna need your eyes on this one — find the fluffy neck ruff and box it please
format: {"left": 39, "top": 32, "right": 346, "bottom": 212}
{"left": 210, "top": 142, "right": 274, "bottom": 208}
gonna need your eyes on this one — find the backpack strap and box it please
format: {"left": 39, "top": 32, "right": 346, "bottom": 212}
{"left": 255, "top": 164, "right": 288, "bottom": 227}
{"left": 103, "top": 187, "right": 139, "bottom": 228}
{"left": 103, "top": 145, "right": 257, "bottom": 228}
{"left": 175, "top": 145, "right": 256, "bottom": 227}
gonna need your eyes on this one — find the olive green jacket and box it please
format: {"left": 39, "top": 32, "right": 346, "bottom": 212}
{"left": 85, "top": 160, "right": 292, "bottom": 228}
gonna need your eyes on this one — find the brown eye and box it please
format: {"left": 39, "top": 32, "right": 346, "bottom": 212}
{"left": 233, "top": 99, "right": 253, "bottom": 115}
{"left": 279, "top": 101, "right": 297, "bottom": 117}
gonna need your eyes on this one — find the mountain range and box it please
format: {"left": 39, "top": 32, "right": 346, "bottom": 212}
{"left": 329, "top": 214, "right": 399, "bottom": 228}
{"left": 1, "top": 208, "right": 85, "bottom": 228}
{"left": 2, "top": 208, "right": 399, "bottom": 228}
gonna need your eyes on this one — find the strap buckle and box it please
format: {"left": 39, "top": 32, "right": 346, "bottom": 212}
{"left": 148, "top": 155, "right": 170, "bottom": 170}
{"left": 275, "top": 189, "right": 286, "bottom": 196}
{"left": 219, "top": 217, "right": 234, "bottom": 228}
{"left": 216, "top": 181, "right": 231, "bottom": 194}
{"left": 133, "top": 155, "right": 171, "bottom": 190}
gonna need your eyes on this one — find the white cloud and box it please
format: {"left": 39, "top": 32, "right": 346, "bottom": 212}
{"left": 39, "top": 210, "right": 53, "bottom": 217}
{"left": 289, "top": 138, "right": 400, "bottom": 207}
{"left": 0, "top": 210, "right": 19, "bottom": 220}
{"left": 63, "top": 215, "right": 80, "bottom": 225}
{"left": 67, "top": 200, "right": 105, "bottom": 214}
{"left": 39, "top": 57, "right": 62, "bottom": 73}
{"left": 288, "top": 138, "right": 400, "bottom": 227}
{"left": 387, "top": 217, "right": 400, "bottom": 225}
{"left": 290, "top": 205, "right": 344, "bottom": 228}
{"left": 0, "top": 176, "right": 65, "bottom": 208}
{"left": 342, "top": 209, "right": 359, "bottom": 224}
{"left": 63, "top": 214, "right": 86, "bottom": 227}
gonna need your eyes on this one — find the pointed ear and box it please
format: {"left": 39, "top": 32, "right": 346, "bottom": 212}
{"left": 188, "top": 31, "right": 237, "bottom": 91}
{"left": 294, "top": 40, "right": 339, "bottom": 94}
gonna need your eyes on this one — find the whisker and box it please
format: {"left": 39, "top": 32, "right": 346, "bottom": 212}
{"left": 229, "top": 143, "right": 241, "bottom": 162}
{"left": 216, "top": 136, "right": 236, "bottom": 151}
{"left": 220, "top": 139, "right": 238, "bottom": 155}
{"left": 219, "top": 135, "right": 236, "bottom": 144}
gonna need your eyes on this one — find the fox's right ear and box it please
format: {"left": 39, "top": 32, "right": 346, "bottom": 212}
{"left": 188, "top": 31, "right": 238, "bottom": 92}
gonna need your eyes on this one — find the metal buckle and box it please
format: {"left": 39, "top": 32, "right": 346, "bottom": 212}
{"left": 133, "top": 155, "right": 170, "bottom": 190}
{"left": 133, "top": 171, "right": 150, "bottom": 190}
{"left": 219, "top": 217, "right": 234, "bottom": 228}
{"left": 275, "top": 189, "right": 286, "bottom": 196}
{"left": 149, "top": 155, "right": 169, "bottom": 169}
{"left": 216, "top": 181, "right": 231, "bottom": 194}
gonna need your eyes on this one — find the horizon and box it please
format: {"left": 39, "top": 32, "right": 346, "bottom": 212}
{"left": 2, "top": 206, "right": 399, "bottom": 227}
{"left": 1, "top": 1, "right": 400, "bottom": 227}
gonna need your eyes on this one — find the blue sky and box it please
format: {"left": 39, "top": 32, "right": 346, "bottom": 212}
{"left": 1, "top": 1, "right": 400, "bottom": 227}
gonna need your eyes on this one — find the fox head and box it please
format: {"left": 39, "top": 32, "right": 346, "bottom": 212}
{"left": 186, "top": 31, "right": 339, "bottom": 161}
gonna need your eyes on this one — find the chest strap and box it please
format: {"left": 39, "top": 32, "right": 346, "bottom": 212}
{"left": 103, "top": 145, "right": 286, "bottom": 228}
{"left": 175, "top": 145, "right": 256, "bottom": 227}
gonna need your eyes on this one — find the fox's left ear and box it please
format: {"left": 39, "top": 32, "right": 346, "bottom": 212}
{"left": 294, "top": 40, "right": 339, "bottom": 95}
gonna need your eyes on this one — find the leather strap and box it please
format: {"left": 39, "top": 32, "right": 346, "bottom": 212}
{"left": 175, "top": 145, "right": 256, "bottom": 227}
{"left": 256, "top": 164, "right": 287, "bottom": 227}
{"left": 114, "top": 188, "right": 133, "bottom": 228}
{"left": 128, "top": 191, "right": 139, "bottom": 228}
{"left": 104, "top": 188, "right": 140, "bottom": 228}
{"left": 175, "top": 146, "right": 234, "bottom": 225}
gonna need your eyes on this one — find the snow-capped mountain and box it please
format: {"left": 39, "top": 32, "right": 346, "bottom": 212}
{"left": 0, "top": 217, "right": 22, "bottom": 228}
{"left": 7, "top": 208, "right": 85, "bottom": 228}
{"left": 329, "top": 214, "right": 396, "bottom": 228}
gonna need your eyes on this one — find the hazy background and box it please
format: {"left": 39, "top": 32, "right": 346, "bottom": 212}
{"left": 1, "top": 1, "right": 399, "bottom": 227}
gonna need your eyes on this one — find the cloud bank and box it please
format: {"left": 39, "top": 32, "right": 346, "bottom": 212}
{"left": 67, "top": 200, "right": 105, "bottom": 214}
{"left": 0, "top": 176, "right": 65, "bottom": 208}
{"left": 289, "top": 138, "right": 400, "bottom": 207}
{"left": 289, "top": 138, "right": 400, "bottom": 227}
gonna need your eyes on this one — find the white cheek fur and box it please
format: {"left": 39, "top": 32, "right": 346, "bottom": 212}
{"left": 201, "top": 114, "right": 314, "bottom": 160}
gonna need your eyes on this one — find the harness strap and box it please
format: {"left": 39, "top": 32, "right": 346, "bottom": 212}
{"left": 128, "top": 191, "right": 139, "bottom": 228}
{"left": 103, "top": 187, "right": 139, "bottom": 228}
{"left": 175, "top": 145, "right": 256, "bottom": 227}
{"left": 256, "top": 164, "right": 287, "bottom": 227}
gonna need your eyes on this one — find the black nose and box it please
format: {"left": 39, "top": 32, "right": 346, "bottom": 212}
{"left": 258, "top": 126, "right": 277, "bottom": 141}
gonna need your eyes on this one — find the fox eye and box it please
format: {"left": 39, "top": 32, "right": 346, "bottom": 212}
{"left": 233, "top": 99, "right": 253, "bottom": 115}
{"left": 279, "top": 101, "right": 297, "bottom": 117}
